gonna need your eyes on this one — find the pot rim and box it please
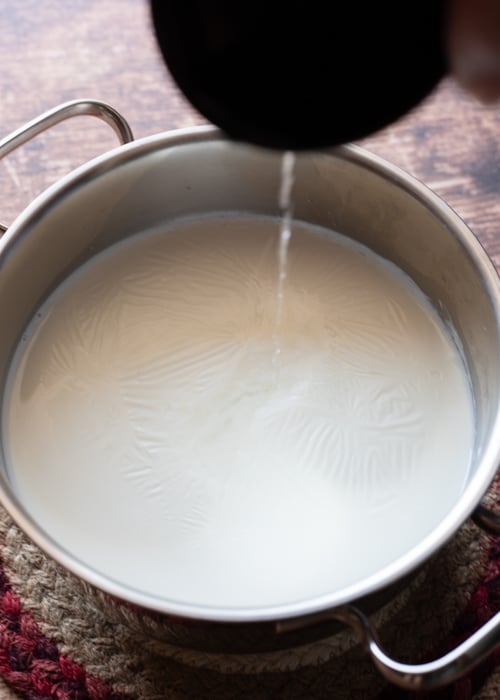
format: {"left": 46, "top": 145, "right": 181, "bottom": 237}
{"left": 1, "top": 125, "right": 499, "bottom": 623}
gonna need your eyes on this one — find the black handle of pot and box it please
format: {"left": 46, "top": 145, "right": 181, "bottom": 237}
{"left": 277, "top": 605, "right": 500, "bottom": 691}
{"left": 0, "top": 99, "right": 134, "bottom": 233}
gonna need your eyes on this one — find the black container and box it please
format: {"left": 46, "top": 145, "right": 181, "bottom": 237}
{"left": 150, "top": 0, "right": 448, "bottom": 150}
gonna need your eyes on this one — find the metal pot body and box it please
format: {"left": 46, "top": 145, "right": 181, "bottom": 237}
{"left": 0, "top": 122, "right": 499, "bottom": 685}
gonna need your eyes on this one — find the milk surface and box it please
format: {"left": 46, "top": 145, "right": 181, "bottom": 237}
{"left": 2, "top": 215, "right": 474, "bottom": 609}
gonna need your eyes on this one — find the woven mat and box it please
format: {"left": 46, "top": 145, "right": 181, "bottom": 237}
{"left": 0, "top": 505, "right": 498, "bottom": 700}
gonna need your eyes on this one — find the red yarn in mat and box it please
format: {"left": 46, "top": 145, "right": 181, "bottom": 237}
{"left": 378, "top": 536, "right": 500, "bottom": 700}
{"left": 0, "top": 568, "right": 128, "bottom": 700}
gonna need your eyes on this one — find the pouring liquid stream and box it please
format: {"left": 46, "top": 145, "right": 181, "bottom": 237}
{"left": 272, "top": 151, "right": 296, "bottom": 376}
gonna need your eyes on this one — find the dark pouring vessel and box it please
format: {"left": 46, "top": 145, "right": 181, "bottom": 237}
{"left": 149, "top": 0, "right": 448, "bottom": 150}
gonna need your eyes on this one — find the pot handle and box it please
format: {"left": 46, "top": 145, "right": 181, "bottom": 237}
{"left": 472, "top": 472, "right": 500, "bottom": 534}
{"left": 473, "top": 504, "right": 500, "bottom": 535}
{"left": 277, "top": 604, "right": 500, "bottom": 691}
{"left": 0, "top": 99, "right": 134, "bottom": 233}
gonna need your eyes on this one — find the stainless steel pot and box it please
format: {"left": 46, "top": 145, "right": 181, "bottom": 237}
{"left": 0, "top": 100, "right": 499, "bottom": 691}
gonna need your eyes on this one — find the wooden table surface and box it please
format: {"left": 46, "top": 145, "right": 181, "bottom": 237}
{"left": 0, "top": 1, "right": 499, "bottom": 699}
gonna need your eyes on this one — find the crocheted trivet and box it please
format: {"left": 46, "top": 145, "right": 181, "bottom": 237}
{"left": 0, "top": 504, "right": 498, "bottom": 699}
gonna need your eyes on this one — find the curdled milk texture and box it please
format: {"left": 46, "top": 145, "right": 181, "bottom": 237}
{"left": 2, "top": 215, "right": 474, "bottom": 609}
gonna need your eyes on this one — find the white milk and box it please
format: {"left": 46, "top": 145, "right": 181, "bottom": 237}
{"left": 273, "top": 151, "right": 296, "bottom": 373}
{"left": 2, "top": 215, "right": 474, "bottom": 609}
